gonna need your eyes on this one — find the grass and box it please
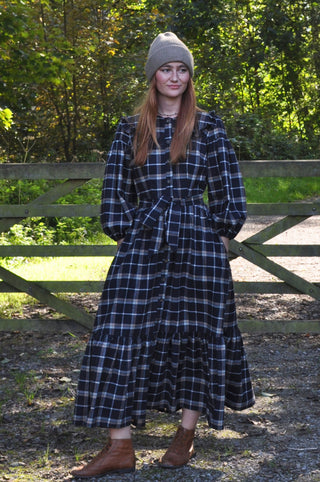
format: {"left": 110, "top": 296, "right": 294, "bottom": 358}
{"left": 14, "top": 370, "right": 38, "bottom": 406}
{"left": 0, "top": 255, "right": 114, "bottom": 318}
{"left": 244, "top": 177, "right": 320, "bottom": 203}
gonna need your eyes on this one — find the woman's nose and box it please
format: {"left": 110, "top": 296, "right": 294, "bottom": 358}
{"left": 171, "top": 70, "right": 178, "bottom": 81}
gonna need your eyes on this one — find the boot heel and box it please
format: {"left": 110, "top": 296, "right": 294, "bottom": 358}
{"left": 159, "top": 425, "right": 195, "bottom": 469}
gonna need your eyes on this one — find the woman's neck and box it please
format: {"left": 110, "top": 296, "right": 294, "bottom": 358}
{"left": 157, "top": 97, "right": 181, "bottom": 117}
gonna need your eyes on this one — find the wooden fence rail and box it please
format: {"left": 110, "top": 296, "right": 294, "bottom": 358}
{"left": 0, "top": 161, "right": 319, "bottom": 333}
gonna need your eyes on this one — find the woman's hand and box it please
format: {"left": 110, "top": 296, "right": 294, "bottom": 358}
{"left": 220, "top": 236, "right": 229, "bottom": 253}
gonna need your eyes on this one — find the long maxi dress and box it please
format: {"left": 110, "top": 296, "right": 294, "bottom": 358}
{"left": 74, "top": 110, "right": 255, "bottom": 430}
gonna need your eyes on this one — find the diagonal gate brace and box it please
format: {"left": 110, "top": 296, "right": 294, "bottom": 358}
{"left": 0, "top": 266, "right": 94, "bottom": 328}
{"left": 230, "top": 215, "right": 312, "bottom": 261}
{"left": 230, "top": 239, "right": 320, "bottom": 301}
{"left": 243, "top": 215, "right": 310, "bottom": 245}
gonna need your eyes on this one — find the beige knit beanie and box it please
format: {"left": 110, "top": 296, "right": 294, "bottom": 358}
{"left": 145, "top": 32, "right": 194, "bottom": 82}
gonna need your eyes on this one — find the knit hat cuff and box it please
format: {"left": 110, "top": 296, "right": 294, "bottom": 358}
{"left": 145, "top": 32, "right": 194, "bottom": 82}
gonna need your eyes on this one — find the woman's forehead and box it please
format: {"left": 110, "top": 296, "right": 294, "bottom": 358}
{"left": 160, "top": 62, "right": 187, "bottom": 68}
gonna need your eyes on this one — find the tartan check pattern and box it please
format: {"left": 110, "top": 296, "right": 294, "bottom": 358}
{"left": 74, "top": 111, "right": 255, "bottom": 430}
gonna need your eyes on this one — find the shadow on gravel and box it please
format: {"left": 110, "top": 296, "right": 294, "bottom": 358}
{"left": 1, "top": 331, "right": 320, "bottom": 481}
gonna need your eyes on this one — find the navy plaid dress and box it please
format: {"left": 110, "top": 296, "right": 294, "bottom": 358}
{"left": 74, "top": 111, "right": 255, "bottom": 430}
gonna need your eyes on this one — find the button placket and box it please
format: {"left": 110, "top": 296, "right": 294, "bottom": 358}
{"left": 156, "top": 119, "right": 173, "bottom": 322}
{"left": 156, "top": 248, "right": 170, "bottom": 320}
{"left": 164, "top": 119, "right": 171, "bottom": 147}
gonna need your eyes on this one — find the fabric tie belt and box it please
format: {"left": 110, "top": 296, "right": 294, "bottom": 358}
{"left": 139, "top": 194, "right": 205, "bottom": 254}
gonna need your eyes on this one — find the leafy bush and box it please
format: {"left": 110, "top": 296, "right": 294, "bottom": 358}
{"left": 225, "top": 113, "right": 319, "bottom": 160}
{"left": 0, "top": 179, "right": 103, "bottom": 245}
{"left": 0, "top": 222, "right": 55, "bottom": 246}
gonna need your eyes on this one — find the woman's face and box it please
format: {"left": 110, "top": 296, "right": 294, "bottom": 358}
{"left": 155, "top": 62, "right": 190, "bottom": 100}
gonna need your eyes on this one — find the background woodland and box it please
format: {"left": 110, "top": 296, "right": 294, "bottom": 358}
{"left": 0, "top": 0, "right": 319, "bottom": 164}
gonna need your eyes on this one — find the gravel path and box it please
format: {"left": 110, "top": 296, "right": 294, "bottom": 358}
{"left": 0, "top": 331, "right": 319, "bottom": 481}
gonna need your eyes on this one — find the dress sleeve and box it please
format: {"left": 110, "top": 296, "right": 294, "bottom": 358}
{"left": 100, "top": 117, "right": 138, "bottom": 241}
{"left": 206, "top": 114, "right": 247, "bottom": 239}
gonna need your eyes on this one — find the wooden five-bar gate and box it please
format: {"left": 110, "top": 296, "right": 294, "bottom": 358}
{"left": 0, "top": 161, "right": 319, "bottom": 333}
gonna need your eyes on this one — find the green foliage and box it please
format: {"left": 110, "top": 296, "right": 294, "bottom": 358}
{"left": 0, "top": 179, "right": 56, "bottom": 204}
{"left": 0, "top": 0, "right": 154, "bottom": 162}
{"left": 0, "top": 0, "right": 319, "bottom": 162}
{"left": 0, "top": 178, "right": 103, "bottom": 246}
{"left": 0, "top": 108, "right": 13, "bottom": 131}
{"left": 0, "top": 222, "right": 54, "bottom": 247}
{"left": 57, "top": 179, "right": 102, "bottom": 205}
{"left": 54, "top": 217, "right": 102, "bottom": 244}
{"left": 225, "top": 113, "right": 317, "bottom": 160}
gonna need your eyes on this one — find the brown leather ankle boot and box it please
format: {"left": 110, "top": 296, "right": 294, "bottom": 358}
{"left": 159, "top": 425, "right": 195, "bottom": 469}
{"left": 70, "top": 438, "right": 135, "bottom": 478}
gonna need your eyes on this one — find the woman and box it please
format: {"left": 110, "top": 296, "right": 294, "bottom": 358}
{"left": 71, "top": 32, "right": 254, "bottom": 478}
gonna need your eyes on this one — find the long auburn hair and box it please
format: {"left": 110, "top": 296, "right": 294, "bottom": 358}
{"left": 133, "top": 77, "right": 198, "bottom": 166}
